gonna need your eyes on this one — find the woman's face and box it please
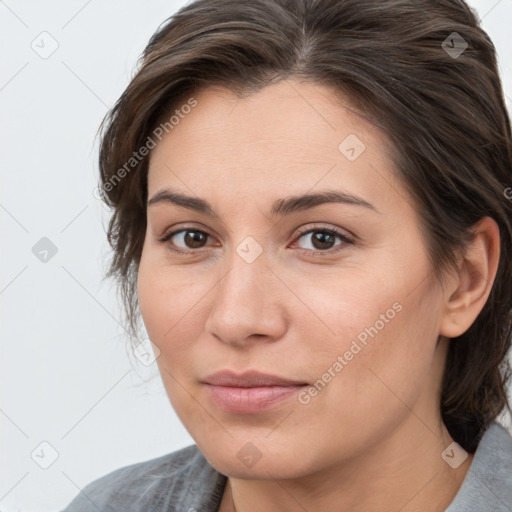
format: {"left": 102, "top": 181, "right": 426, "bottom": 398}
{"left": 137, "top": 80, "right": 452, "bottom": 478}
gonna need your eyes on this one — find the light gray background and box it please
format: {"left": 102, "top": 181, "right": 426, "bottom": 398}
{"left": 1, "top": 1, "right": 511, "bottom": 510}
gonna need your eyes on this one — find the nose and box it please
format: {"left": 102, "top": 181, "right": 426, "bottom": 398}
{"left": 204, "top": 247, "right": 288, "bottom": 348}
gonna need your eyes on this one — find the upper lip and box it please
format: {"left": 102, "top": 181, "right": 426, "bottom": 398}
{"left": 202, "top": 370, "right": 308, "bottom": 388}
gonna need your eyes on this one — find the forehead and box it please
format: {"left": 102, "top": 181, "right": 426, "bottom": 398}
{"left": 147, "top": 80, "right": 402, "bottom": 208}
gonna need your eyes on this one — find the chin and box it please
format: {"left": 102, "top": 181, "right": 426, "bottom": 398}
{"left": 198, "top": 437, "right": 320, "bottom": 480}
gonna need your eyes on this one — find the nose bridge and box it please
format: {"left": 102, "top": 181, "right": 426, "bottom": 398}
{"left": 205, "top": 239, "right": 285, "bottom": 344}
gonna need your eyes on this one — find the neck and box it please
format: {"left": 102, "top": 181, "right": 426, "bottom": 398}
{"left": 220, "top": 415, "right": 473, "bottom": 512}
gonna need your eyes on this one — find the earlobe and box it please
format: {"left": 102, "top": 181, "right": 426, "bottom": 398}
{"left": 439, "top": 217, "right": 500, "bottom": 339}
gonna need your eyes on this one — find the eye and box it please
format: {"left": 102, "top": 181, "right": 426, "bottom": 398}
{"left": 292, "top": 225, "right": 354, "bottom": 255}
{"left": 158, "top": 228, "right": 213, "bottom": 255}
{"left": 158, "top": 224, "right": 354, "bottom": 257}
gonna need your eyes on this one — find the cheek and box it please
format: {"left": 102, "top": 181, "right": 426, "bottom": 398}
{"left": 291, "top": 267, "right": 441, "bottom": 403}
{"left": 136, "top": 252, "right": 217, "bottom": 398}
{"left": 137, "top": 257, "right": 205, "bottom": 419}
{"left": 288, "top": 282, "right": 442, "bottom": 463}
{"left": 137, "top": 262, "right": 168, "bottom": 342}
{"left": 137, "top": 251, "right": 203, "bottom": 342}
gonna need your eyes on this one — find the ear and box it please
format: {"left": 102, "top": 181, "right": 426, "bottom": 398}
{"left": 439, "top": 217, "right": 500, "bottom": 338}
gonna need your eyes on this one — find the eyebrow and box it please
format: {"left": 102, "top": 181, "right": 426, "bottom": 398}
{"left": 147, "top": 188, "right": 379, "bottom": 217}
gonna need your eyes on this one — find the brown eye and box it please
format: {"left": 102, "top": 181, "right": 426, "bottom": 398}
{"left": 160, "top": 228, "right": 211, "bottom": 253}
{"left": 305, "top": 231, "right": 338, "bottom": 250}
{"left": 180, "top": 230, "right": 208, "bottom": 249}
{"left": 294, "top": 225, "right": 354, "bottom": 255}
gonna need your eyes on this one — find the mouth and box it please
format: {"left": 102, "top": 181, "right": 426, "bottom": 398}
{"left": 202, "top": 369, "right": 309, "bottom": 387}
{"left": 202, "top": 370, "right": 309, "bottom": 413}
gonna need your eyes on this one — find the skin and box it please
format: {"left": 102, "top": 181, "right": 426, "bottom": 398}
{"left": 137, "top": 79, "right": 500, "bottom": 511}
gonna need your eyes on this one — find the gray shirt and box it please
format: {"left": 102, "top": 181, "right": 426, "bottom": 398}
{"left": 61, "top": 422, "right": 512, "bottom": 511}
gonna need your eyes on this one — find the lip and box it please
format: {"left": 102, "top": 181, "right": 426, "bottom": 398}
{"left": 202, "top": 370, "right": 308, "bottom": 387}
{"left": 202, "top": 370, "right": 308, "bottom": 414}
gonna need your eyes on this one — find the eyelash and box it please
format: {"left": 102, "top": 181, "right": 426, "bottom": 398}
{"left": 157, "top": 224, "right": 354, "bottom": 257}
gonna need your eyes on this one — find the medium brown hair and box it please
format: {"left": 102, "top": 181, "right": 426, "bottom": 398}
{"left": 97, "top": 0, "right": 512, "bottom": 452}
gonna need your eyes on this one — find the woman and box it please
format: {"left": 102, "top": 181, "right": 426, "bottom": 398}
{"left": 62, "top": 0, "right": 512, "bottom": 510}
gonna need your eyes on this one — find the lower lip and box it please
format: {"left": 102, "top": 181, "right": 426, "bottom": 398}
{"left": 204, "top": 384, "right": 306, "bottom": 413}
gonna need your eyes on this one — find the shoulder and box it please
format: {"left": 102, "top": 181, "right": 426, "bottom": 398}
{"left": 60, "top": 444, "right": 227, "bottom": 512}
{"left": 447, "top": 421, "right": 512, "bottom": 511}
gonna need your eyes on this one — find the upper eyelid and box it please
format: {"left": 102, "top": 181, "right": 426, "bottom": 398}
{"left": 295, "top": 224, "right": 352, "bottom": 238}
